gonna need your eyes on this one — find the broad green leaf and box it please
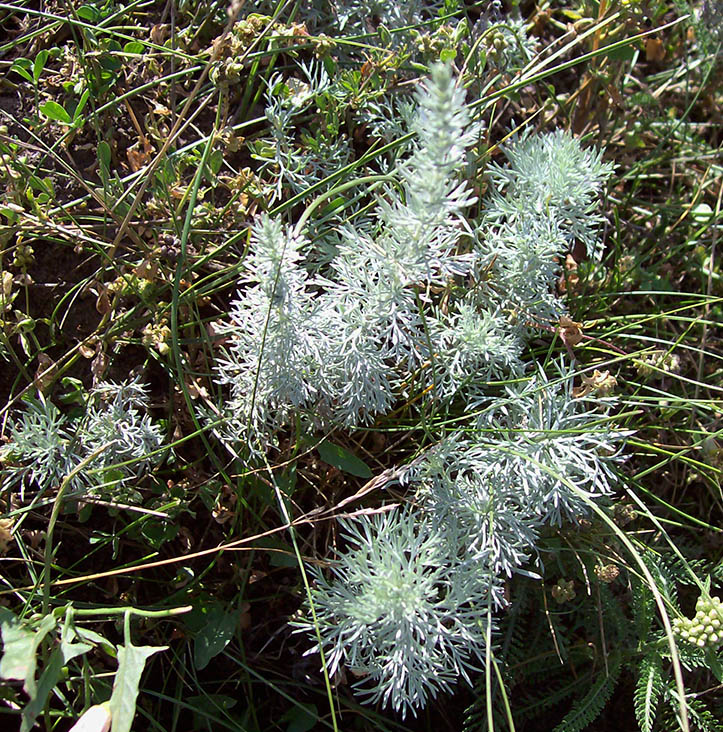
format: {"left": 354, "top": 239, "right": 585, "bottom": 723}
{"left": 377, "top": 23, "right": 392, "bottom": 47}
{"left": 68, "top": 703, "right": 112, "bottom": 732}
{"left": 187, "top": 694, "right": 238, "bottom": 729}
{"left": 20, "top": 646, "right": 64, "bottom": 732}
{"left": 319, "top": 196, "right": 346, "bottom": 218}
{"left": 193, "top": 603, "right": 240, "bottom": 670}
{"left": 206, "top": 148, "right": 224, "bottom": 177}
{"left": 0, "top": 608, "right": 35, "bottom": 681}
{"left": 19, "top": 611, "right": 91, "bottom": 732}
{"left": 59, "top": 618, "right": 93, "bottom": 663}
{"left": 33, "top": 50, "right": 48, "bottom": 83}
{"left": 99, "top": 54, "right": 122, "bottom": 72}
{"left": 39, "top": 100, "right": 71, "bottom": 124}
{"left": 318, "top": 440, "right": 372, "bottom": 478}
{"left": 23, "top": 613, "right": 58, "bottom": 697}
{"left": 140, "top": 520, "right": 178, "bottom": 549}
{"left": 603, "top": 45, "right": 636, "bottom": 61}
{"left": 109, "top": 643, "right": 165, "bottom": 732}
{"left": 73, "top": 627, "right": 116, "bottom": 657}
{"left": 10, "top": 59, "right": 33, "bottom": 83}
{"left": 57, "top": 376, "right": 87, "bottom": 405}
{"left": 0, "top": 610, "right": 56, "bottom": 699}
{"left": 123, "top": 41, "right": 144, "bottom": 55}
{"left": 276, "top": 464, "right": 296, "bottom": 497}
{"left": 256, "top": 535, "right": 297, "bottom": 568}
{"left": 706, "top": 648, "right": 723, "bottom": 683}
{"left": 76, "top": 4, "right": 99, "bottom": 21}
{"left": 280, "top": 703, "right": 318, "bottom": 732}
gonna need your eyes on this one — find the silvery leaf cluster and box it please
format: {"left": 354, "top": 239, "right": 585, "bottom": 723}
{"left": 2, "top": 378, "right": 165, "bottom": 499}
{"left": 293, "top": 509, "right": 502, "bottom": 717}
{"left": 214, "top": 63, "right": 624, "bottom": 714}
{"left": 477, "top": 130, "right": 613, "bottom": 321}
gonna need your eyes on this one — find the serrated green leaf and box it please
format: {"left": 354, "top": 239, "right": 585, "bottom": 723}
{"left": 109, "top": 643, "right": 165, "bottom": 732}
{"left": 318, "top": 441, "right": 372, "bottom": 478}
{"left": 39, "top": 100, "right": 71, "bottom": 124}
{"left": 193, "top": 603, "right": 240, "bottom": 670}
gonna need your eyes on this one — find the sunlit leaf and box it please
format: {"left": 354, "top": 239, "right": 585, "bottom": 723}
{"left": 109, "top": 643, "right": 165, "bottom": 732}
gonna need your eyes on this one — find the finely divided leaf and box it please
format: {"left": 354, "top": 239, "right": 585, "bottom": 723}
{"left": 634, "top": 653, "right": 663, "bottom": 732}
{"left": 552, "top": 655, "right": 621, "bottom": 732}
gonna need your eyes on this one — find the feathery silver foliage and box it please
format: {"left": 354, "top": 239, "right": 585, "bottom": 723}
{"left": 294, "top": 509, "right": 501, "bottom": 717}
{"left": 2, "top": 378, "right": 165, "bottom": 499}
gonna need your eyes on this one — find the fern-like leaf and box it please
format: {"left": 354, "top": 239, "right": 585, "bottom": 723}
{"left": 684, "top": 696, "right": 723, "bottom": 732}
{"left": 634, "top": 652, "right": 664, "bottom": 732}
{"left": 552, "top": 653, "right": 621, "bottom": 732}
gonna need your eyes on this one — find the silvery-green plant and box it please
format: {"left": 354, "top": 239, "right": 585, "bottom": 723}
{"left": 427, "top": 301, "right": 523, "bottom": 401}
{"left": 332, "top": 0, "right": 445, "bottom": 37}
{"left": 78, "top": 380, "right": 166, "bottom": 481}
{"left": 475, "top": 15, "right": 539, "bottom": 72}
{"left": 214, "top": 215, "right": 325, "bottom": 451}
{"left": 401, "top": 433, "right": 543, "bottom": 577}
{"left": 693, "top": 0, "right": 723, "bottom": 58}
{"left": 294, "top": 508, "right": 501, "bottom": 717}
{"left": 402, "top": 365, "right": 627, "bottom": 575}
{"left": 2, "top": 378, "right": 165, "bottom": 499}
{"left": 476, "top": 130, "right": 613, "bottom": 321}
{"left": 466, "top": 366, "right": 625, "bottom": 525}
{"left": 297, "top": 367, "right": 626, "bottom": 713}
{"left": 356, "top": 93, "right": 418, "bottom": 153}
{"left": 215, "top": 63, "right": 485, "bottom": 442}
{"left": 215, "top": 61, "right": 624, "bottom": 716}
{"left": 250, "top": 63, "right": 352, "bottom": 202}
{"left": 2, "top": 398, "right": 78, "bottom": 497}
